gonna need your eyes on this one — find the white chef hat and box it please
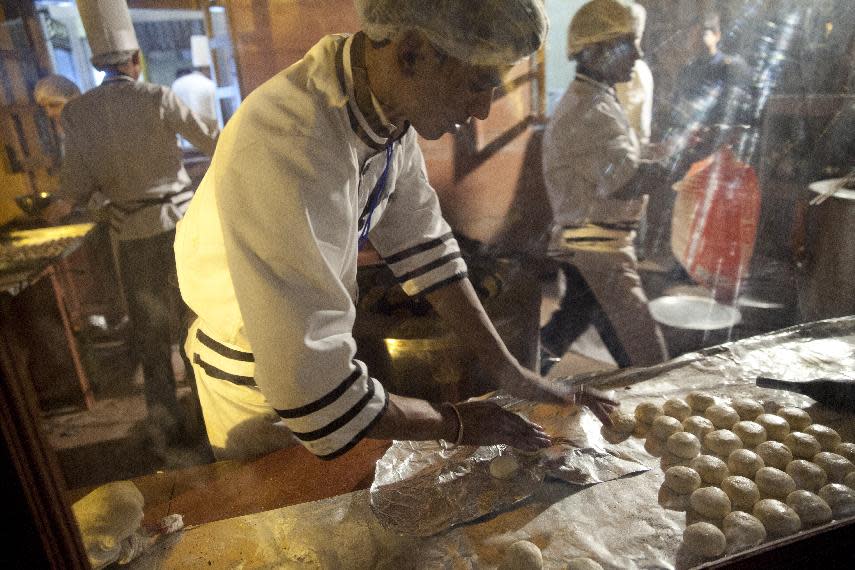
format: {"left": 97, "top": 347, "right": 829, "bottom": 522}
{"left": 567, "top": 0, "right": 635, "bottom": 58}
{"left": 77, "top": 0, "right": 140, "bottom": 68}
{"left": 355, "top": 0, "right": 549, "bottom": 67}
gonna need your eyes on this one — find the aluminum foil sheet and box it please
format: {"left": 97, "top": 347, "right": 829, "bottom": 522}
{"left": 370, "top": 393, "right": 650, "bottom": 537}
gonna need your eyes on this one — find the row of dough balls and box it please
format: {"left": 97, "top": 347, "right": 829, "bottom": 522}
{"left": 630, "top": 392, "right": 855, "bottom": 559}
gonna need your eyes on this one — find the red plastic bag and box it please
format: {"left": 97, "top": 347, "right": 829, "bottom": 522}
{"left": 671, "top": 147, "right": 761, "bottom": 302}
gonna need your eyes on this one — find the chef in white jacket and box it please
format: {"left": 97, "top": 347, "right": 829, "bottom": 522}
{"left": 176, "top": 0, "right": 618, "bottom": 461}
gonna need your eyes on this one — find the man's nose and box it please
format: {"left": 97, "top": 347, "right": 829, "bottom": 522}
{"left": 469, "top": 89, "right": 494, "bottom": 121}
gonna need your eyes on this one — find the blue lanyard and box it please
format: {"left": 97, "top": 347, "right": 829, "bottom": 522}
{"left": 358, "top": 142, "right": 394, "bottom": 250}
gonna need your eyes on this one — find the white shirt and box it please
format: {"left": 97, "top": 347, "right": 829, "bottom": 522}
{"left": 171, "top": 71, "right": 218, "bottom": 129}
{"left": 543, "top": 73, "right": 644, "bottom": 228}
{"left": 175, "top": 34, "right": 467, "bottom": 458}
{"left": 616, "top": 59, "right": 654, "bottom": 144}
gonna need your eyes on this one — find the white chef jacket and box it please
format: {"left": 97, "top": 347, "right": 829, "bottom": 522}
{"left": 171, "top": 71, "right": 218, "bottom": 130}
{"left": 59, "top": 75, "right": 218, "bottom": 241}
{"left": 616, "top": 59, "right": 654, "bottom": 145}
{"left": 175, "top": 34, "right": 467, "bottom": 459}
{"left": 543, "top": 73, "right": 645, "bottom": 229}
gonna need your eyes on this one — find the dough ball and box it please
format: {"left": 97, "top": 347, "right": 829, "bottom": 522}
{"left": 690, "top": 454, "right": 729, "bottom": 486}
{"left": 663, "top": 398, "right": 692, "bottom": 421}
{"left": 777, "top": 407, "right": 812, "bottom": 432}
{"left": 690, "top": 486, "right": 731, "bottom": 520}
{"left": 667, "top": 432, "right": 702, "bottom": 459}
{"left": 660, "top": 451, "right": 692, "bottom": 470}
{"left": 731, "top": 398, "right": 764, "bottom": 421}
{"left": 607, "top": 409, "right": 636, "bottom": 435}
{"left": 634, "top": 402, "right": 663, "bottom": 425}
{"left": 755, "top": 414, "right": 790, "bottom": 442}
{"left": 783, "top": 432, "right": 821, "bottom": 460}
{"left": 659, "top": 484, "right": 691, "bottom": 511}
{"left": 752, "top": 499, "right": 801, "bottom": 538}
{"left": 755, "top": 441, "right": 793, "bottom": 470}
{"left": 704, "top": 404, "right": 740, "bottom": 429}
{"left": 727, "top": 449, "right": 765, "bottom": 479}
{"left": 804, "top": 424, "right": 842, "bottom": 451}
{"left": 683, "top": 416, "right": 715, "bottom": 441}
{"left": 490, "top": 455, "right": 520, "bottom": 480}
{"left": 732, "top": 421, "right": 767, "bottom": 448}
{"left": 686, "top": 392, "right": 716, "bottom": 413}
{"left": 755, "top": 466, "right": 797, "bottom": 500}
{"left": 818, "top": 483, "right": 855, "bottom": 518}
{"left": 682, "top": 522, "right": 726, "bottom": 558}
{"left": 500, "top": 541, "right": 542, "bottom": 570}
{"left": 845, "top": 471, "right": 855, "bottom": 490}
{"left": 722, "top": 511, "right": 766, "bottom": 553}
{"left": 649, "top": 415, "right": 682, "bottom": 441}
{"left": 833, "top": 442, "right": 855, "bottom": 464}
{"left": 812, "top": 451, "right": 855, "bottom": 484}
{"left": 566, "top": 557, "right": 603, "bottom": 570}
{"left": 785, "top": 490, "right": 833, "bottom": 526}
{"left": 665, "top": 465, "right": 702, "bottom": 495}
{"left": 644, "top": 436, "right": 666, "bottom": 457}
{"left": 704, "top": 429, "right": 743, "bottom": 458}
{"left": 786, "top": 459, "right": 828, "bottom": 493}
{"left": 721, "top": 475, "right": 761, "bottom": 512}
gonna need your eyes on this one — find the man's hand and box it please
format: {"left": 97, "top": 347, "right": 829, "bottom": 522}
{"left": 455, "top": 401, "right": 552, "bottom": 452}
{"left": 573, "top": 385, "right": 620, "bottom": 426}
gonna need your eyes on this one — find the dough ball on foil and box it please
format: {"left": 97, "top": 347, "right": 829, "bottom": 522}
{"left": 690, "top": 454, "right": 729, "bottom": 486}
{"left": 649, "top": 415, "right": 682, "bottom": 440}
{"left": 607, "top": 409, "right": 636, "bottom": 435}
{"left": 755, "top": 441, "right": 793, "bottom": 470}
{"left": 786, "top": 490, "right": 833, "bottom": 526}
{"left": 755, "top": 467, "right": 797, "bottom": 500}
{"left": 667, "top": 432, "right": 702, "bottom": 459}
{"left": 786, "top": 459, "right": 828, "bottom": 493}
{"left": 818, "top": 483, "right": 855, "bottom": 518}
{"left": 499, "top": 540, "right": 542, "bottom": 570}
{"left": 844, "top": 471, "right": 855, "bottom": 490}
{"left": 731, "top": 398, "right": 764, "bottom": 422}
{"left": 752, "top": 499, "right": 801, "bottom": 538}
{"left": 665, "top": 465, "right": 702, "bottom": 495}
{"left": 783, "top": 432, "right": 821, "bottom": 460}
{"left": 686, "top": 392, "right": 716, "bottom": 413}
{"left": 755, "top": 414, "right": 790, "bottom": 442}
{"left": 721, "top": 475, "right": 760, "bottom": 512}
{"left": 804, "top": 424, "right": 841, "bottom": 451}
{"left": 704, "top": 404, "right": 740, "bottom": 429}
{"left": 727, "top": 449, "right": 764, "bottom": 479}
{"left": 683, "top": 416, "right": 715, "bottom": 441}
{"left": 690, "top": 486, "right": 731, "bottom": 520}
{"left": 777, "top": 407, "right": 812, "bottom": 432}
{"left": 812, "top": 451, "right": 855, "bottom": 484}
{"left": 489, "top": 455, "right": 520, "bottom": 480}
{"left": 663, "top": 398, "right": 692, "bottom": 421}
{"left": 833, "top": 442, "right": 855, "bottom": 464}
{"left": 732, "top": 421, "right": 767, "bottom": 448}
{"left": 634, "top": 402, "right": 662, "bottom": 425}
{"left": 723, "top": 511, "right": 766, "bottom": 553}
{"left": 704, "top": 429, "right": 743, "bottom": 458}
{"left": 683, "top": 522, "right": 726, "bottom": 558}
{"left": 566, "top": 557, "right": 603, "bottom": 570}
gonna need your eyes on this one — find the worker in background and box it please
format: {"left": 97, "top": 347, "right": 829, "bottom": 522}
{"left": 34, "top": 74, "right": 81, "bottom": 140}
{"left": 176, "top": 0, "right": 618, "bottom": 462}
{"left": 669, "top": 11, "right": 750, "bottom": 168}
{"left": 615, "top": 2, "right": 653, "bottom": 145}
{"left": 44, "top": 3, "right": 219, "bottom": 449}
{"left": 541, "top": 0, "right": 668, "bottom": 373}
{"left": 171, "top": 35, "right": 218, "bottom": 134}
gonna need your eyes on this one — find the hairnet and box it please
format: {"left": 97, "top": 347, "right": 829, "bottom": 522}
{"left": 92, "top": 49, "right": 137, "bottom": 69}
{"left": 355, "top": 0, "right": 549, "bottom": 67}
{"left": 567, "top": 0, "right": 635, "bottom": 57}
{"left": 34, "top": 74, "right": 81, "bottom": 105}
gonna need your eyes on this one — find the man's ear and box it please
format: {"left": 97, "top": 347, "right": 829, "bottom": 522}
{"left": 396, "top": 30, "right": 426, "bottom": 77}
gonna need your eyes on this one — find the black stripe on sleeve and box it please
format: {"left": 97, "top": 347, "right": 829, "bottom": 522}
{"left": 289, "top": 378, "right": 378, "bottom": 442}
{"left": 412, "top": 271, "right": 468, "bottom": 298}
{"left": 383, "top": 232, "right": 454, "bottom": 265}
{"left": 275, "top": 367, "right": 362, "bottom": 419}
{"left": 193, "top": 354, "right": 257, "bottom": 387}
{"left": 196, "top": 329, "right": 255, "bottom": 362}
{"left": 395, "top": 252, "right": 462, "bottom": 284}
{"left": 316, "top": 387, "right": 389, "bottom": 461}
